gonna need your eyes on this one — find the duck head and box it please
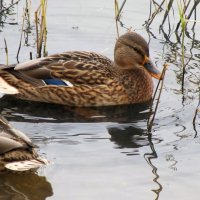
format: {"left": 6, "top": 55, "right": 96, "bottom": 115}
{"left": 114, "top": 32, "right": 161, "bottom": 80}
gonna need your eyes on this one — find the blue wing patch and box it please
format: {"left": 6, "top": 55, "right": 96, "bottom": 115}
{"left": 44, "top": 79, "right": 68, "bottom": 86}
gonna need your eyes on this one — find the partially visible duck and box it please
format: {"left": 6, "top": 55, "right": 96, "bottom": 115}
{"left": 0, "top": 31, "right": 161, "bottom": 107}
{"left": 0, "top": 116, "right": 48, "bottom": 172}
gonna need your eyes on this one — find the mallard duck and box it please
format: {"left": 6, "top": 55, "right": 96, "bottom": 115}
{"left": 0, "top": 31, "right": 161, "bottom": 107}
{"left": 0, "top": 116, "right": 48, "bottom": 172}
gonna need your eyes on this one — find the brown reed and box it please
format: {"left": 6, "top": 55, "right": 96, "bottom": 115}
{"left": 147, "top": 63, "right": 168, "bottom": 133}
{"left": 35, "top": 0, "right": 47, "bottom": 58}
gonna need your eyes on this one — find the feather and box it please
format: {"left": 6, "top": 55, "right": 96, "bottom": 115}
{"left": 0, "top": 77, "right": 19, "bottom": 94}
{"left": 0, "top": 115, "right": 49, "bottom": 172}
{"left": 5, "top": 157, "right": 49, "bottom": 171}
{"left": 43, "top": 79, "right": 68, "bottom": 86}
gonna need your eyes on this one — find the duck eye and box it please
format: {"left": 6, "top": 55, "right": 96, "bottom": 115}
{"left": 119, "top": 40, "right": 145, "bottom": 57}
{"left": 131, "top": 46, "right": 143, "bottom": 55}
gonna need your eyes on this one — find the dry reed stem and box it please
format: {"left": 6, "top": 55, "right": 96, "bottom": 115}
{"left": 35, "top": 0, "right": 47, "bottom": 58}
{"left": 16, "top": 8, "right": 25, "bottom": 62}
{"left": 146, "top": 0, "right": 165, "bottom": 27}
{"left": 193, "top": 91, "right": 200, "bottom": 136}
{"left": 116, "top": 0, "right": 127, "bottom": 21}
{"left": 35, "top": 10, "right": 39, "bottom": 53}
{"left": 161, "top": 0, "right": 174, "bottom": 27}
{"left": 42, "top": 0, "right": 48, "bottom": 56}
{"left": 114, "top": 0, "right": 127, "bottom": 38}
{"left": 114, "top": 0, "right": 120, "bottom": 38}
{"left": 147, "top": 63, "right": 168, "bottom": 133}
{"left": 4, "top": 38, "right": 8, "bottom": 65}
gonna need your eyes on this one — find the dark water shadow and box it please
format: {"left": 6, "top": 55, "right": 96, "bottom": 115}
{"left": 0, "top": 172, "right": 53, "bottom": 200}
{"left": 0, "top": 95, "right": 151, "bottom": 123}
{"left": 108, "top": 124, "right": 159, "bottom": 149}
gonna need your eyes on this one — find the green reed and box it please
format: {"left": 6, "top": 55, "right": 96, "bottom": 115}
{"left": 177, "top": 1, "right": 187, "bottom": 92}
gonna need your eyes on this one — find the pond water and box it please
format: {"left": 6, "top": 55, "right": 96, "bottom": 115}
{"left": 0, "top": 0, "right": 200, "bottom": 199}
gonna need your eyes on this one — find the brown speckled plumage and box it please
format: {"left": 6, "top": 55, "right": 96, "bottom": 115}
{"left": 0, "top": 32, "right": 161, "bottom": 107}
{"left": 0, "top": 116, "right": 47, "bottom": 171}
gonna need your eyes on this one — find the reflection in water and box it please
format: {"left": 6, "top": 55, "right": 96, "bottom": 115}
{"left": 108, "top": 124, "right": 163, "bottom": 199}
{"left": 108, "top": 124, "right": 150, "bottom": 150}
{"left": 0, "top": 95, "right": 151, "bottom": 123}
{"left": 144, "top": 135, "right": 162, "bottom": 200}
{"left": 0, "top": 172, "right": 53, "bottom": 200}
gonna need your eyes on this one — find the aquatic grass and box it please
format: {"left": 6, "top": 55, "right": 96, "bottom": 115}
{"left": 147, "top": 63, "right": 168, "bottom": 133}
{"left": 193, "top": 90, "right": 200, "bottom": 137}
{"left": 16, "top": 0, "right": 33, "bottom": 61}
{"left": 115, "top": 0, "right": 127, "bottom": 21}
{"left": 177, "top": 1, "right": 187, "bottom": 95}
{"left": 4, "top": 37, "right": 8, "bottom": 65}
{"left": 114, "top": 0, "right": 120, "bottom": 38}
{"left": 146, "top": 0, "right": 200, "bottom": 131}
{"left": 0, "top": 0, "right": 20, "bottom": 15}
{"left": 114, "top": 0, "right": 128, "bottom": 37}
{"left": 146, "top": 0, "right": 200, "bottom": 32}
{"left": 146, "top": 0, "right": 165, "bottom": 28}
{"left": 16, "top": 8, "right": 25, "bottom": 62}
{"left": 25, "top": 0, "right": 31, "bottom": 31}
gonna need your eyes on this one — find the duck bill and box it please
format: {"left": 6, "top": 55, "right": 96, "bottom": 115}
{"left": 144, "top": 58, "right": 162, "bottom": 80}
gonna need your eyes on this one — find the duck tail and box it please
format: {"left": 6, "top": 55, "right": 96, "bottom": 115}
{"left": 0, "top": 77, "right": 19, "bottom": 94}
{"left": 5, "top": 157, "right": 49, "bottom": 172}
{"left": 0, "top": 64, "right": 19, "bottom": 94}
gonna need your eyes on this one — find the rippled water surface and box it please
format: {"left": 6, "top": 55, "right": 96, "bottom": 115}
{"left": 0, "top": 0, "right": 200, "bottom": 199}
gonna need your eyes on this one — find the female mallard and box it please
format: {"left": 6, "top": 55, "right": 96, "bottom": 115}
{"left": 0, "top": 116, "right": 48, "bottom": 172}
{"left": 0, "top": 32, "right": 161, "bottom": 107}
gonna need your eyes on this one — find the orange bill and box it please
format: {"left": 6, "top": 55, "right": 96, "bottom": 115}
{"left": 143, "top": 57, "right": 162, "bottom": 80}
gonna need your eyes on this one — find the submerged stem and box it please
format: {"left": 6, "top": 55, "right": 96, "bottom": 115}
{"left": 147, "top": 64, "right": 168, "bottom": 133}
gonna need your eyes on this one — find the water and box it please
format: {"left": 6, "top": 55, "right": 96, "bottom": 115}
{"left": 0, "top": 0, "right": 200, "bottom": 199}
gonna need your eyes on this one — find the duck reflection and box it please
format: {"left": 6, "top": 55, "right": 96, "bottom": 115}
{"left": 0, "top": 95, "right": 151, "bottom": 123}
{"left": 107, "top": 123, "right": 163, "bottom": 199}
{"left": 0, "top": 172, "right": 53, "bottom": 200}
{"left": 108, "top": 124, "right": 150, "bottom": 149}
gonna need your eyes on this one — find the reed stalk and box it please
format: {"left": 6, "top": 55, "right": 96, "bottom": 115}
{"left": 114, "top": 0, "right": 120, "bottom": 38}
{"left": 177, "top": 1, "right": 187, "bottom": 95}
{"left": 147, "top": 64, "right": 168, "bottom": 133}
{"left": 35, "top": 0, "right": 47, "bottom": 58}
{"left": 114, "top": 0, "right": 127, "bottom": 38}
{"left": 4, "top": 38, "right": 8, "bottom": 65}
{"left": 16, "top": 8, "right": 25, "bottom": 62}
{"left": 193, "top": 90, "right": 200, "bottom": 137}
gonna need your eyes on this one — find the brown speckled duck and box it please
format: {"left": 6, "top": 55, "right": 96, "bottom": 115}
{"left": 0, "top": 32, "right": 161, "bottom": 107}
{"left": 0, "top": 116, "right": 48, "bottom": 172}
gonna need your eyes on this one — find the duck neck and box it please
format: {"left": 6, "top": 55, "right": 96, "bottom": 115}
{"left": 112, "top": 63, "right": 154, "bottom": 103}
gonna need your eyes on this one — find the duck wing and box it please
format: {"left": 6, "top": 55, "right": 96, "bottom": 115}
{"left": 34, "top": 79, "right": 128, "bottom": 106}
{"left": 14, "top": 51, "right": 112, "bottom": 86}
{"left": 0, "top": 116, "right": 37, "bottom": 154}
